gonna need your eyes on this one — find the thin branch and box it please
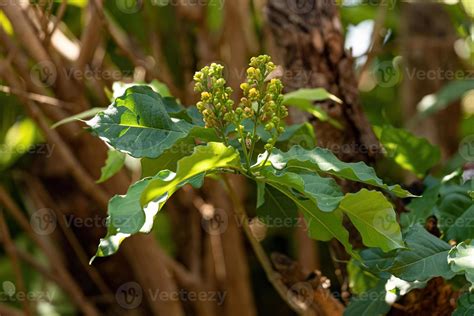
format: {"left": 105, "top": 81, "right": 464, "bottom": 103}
{"left": 221, "top": 176, "right": 305, "bottom": 314}
{"left": 0, "top": 85, "right": 74, "bottom": 109}
{"left": 0, "top": 186, "right": 100, "bottom": 316}
{"left": 0, "top": 210, "right": 32, "bottom": 316}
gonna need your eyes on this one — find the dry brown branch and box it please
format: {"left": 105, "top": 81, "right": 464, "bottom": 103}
{"left": 0, "top": 210, "right": 32, "bottom": 316}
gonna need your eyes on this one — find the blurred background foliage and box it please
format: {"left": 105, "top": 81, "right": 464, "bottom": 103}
{"left": 0, "top": 0, "right": 473, "bottom": 315}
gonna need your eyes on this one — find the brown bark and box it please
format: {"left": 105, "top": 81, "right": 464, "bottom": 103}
{"left": 266, "top": 0, "right": 380, "bottom": 164}
{"left": 401, "top": 2, "right": 462, "bottom": 159}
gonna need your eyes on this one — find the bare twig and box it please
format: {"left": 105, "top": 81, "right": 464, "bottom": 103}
{"left": 0, "top": 210, "right": 32, "bottom": 316}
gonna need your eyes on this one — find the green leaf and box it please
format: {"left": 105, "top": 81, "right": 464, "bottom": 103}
{"left": 400, "top": 185, "right": 440, "bottom": 230}
{"left": 344, "top": 279, "right": 390, "bottom": 316}
{"left": 260, "top": 167, "right": 343, "bottom": 212}
{"left": 339, "top": 189, "right": 404, "bottom": 252}
{"left": 445, "top": 206, "right": 474, "bottom": 243}
{"left": 256, "top": 185, "right": 298, "bottom": 226}
{"left": 276, "top": 122, "right": 316, "bottom": 150}
{"left": 261, "top": 146, "right": 414, "bottom": 198}
{"left": 348, "top": 258, "right": 379, "bottom": 294}
{"left": 373, "top": 125, "right": 441, "bottom": 177}
{"left": 436, "top": 183, "right": 474, "bottom": 234}
{"left": 261, "top": 169, "right": 352, "bottom": 255}
{"left": 141, "top": 138, "right": 195, "bottom": 177}
{"left": 141, "top": 142, "right": 241, "bottom": 206}
{"left": 360, "top": 248, "right": 396, "bottom": 278}
{"left": 97, "top": 149, "right": 126, "bottom": 183}
{"left": 389, "top": 226, "right": 455, "bottom": 282}
{"left": 448, "top": 240, "right": 474, "bottom": 286}
{"left": 86, "top": 86, "right": 217, "bottom": 159}
{"left": 453, "top": 292, "right": 474, "bottom": 316}
{"left": 92, "top": 143, "right": 241, "bottom": 260}
{"left": 283, "top": 88, "right": 343, "bottom": 129}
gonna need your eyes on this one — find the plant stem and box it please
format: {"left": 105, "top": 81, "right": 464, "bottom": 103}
{"left": 221, "top": 176, "right": 305, "bottom": 314}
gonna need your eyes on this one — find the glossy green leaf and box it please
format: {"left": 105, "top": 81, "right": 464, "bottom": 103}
{"left": 141, "top": 142, "right": 241, "bottom": 206}
{"left": 97, "top": 149, "right": 126, "bottom": 183}
{"left": 256, "top": 185, "right": 298, "bottom": 226}
{"left": 374, "top": 125, "right": 441, "bottom": 177}
{"left": 283, "top": 88, "right": 343, "bottom": 129}
{"left": 92, "top": 143, "right": 241, "bottom": 260}
{"left": 448, "top": 240, "right": 474, "bottom": 286}
{"left": 344, "top": 279, "right": 390, "bottom": 316}
{"left": 445, "top": 206, "right": 474, "bottom": 243}
{"left": 389, "top": 226, "right": 455, "bottom": 282}
{"left": 348, "top": 258, "right": 379, "bottom": 294}
{"left": 261, "top": 145, "right": 414, "bottom": 198}
{"left": 141, "top": 138, "right": 195, "bottom": 177}
{"left": 453, "top": 292, "right": 474, "bottom": 316}
{"left": 339, "top": 189, "right": 404, "bottom": 252}
{"left": 260, "top": 167, "right": 343, "bottom": 212}
{"left": 400, "top": 185, "right": 440, "bottom": 230}
{"left": 86, "top": 86, "right": 217, "bottom": 159}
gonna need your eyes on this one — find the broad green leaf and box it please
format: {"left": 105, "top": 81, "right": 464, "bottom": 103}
{"left": 92, "top": 143, "right": 241, "bottom": 260}
{"left": 344, "top": 279, "right": 390, "bottom": 316}
{"left": 453, "top": 292, "right": 474, "bottom": 316}
{"left": 448, "top": 240, "right": 474, "bottom": 286}
{"left": 260, "top": 167, "right": 343, "bottom": 212}
{"left": 436, "top": 183, "right": 473, "bottom": 234}
{"left": 339, "top": 189, "right": 404, "bottom": 252}
{"left": 276, "top": 122, "right": 316, "bottom": 150}
{"left": 283, "top": 88, "right": 343, "bottom": 129}
{"left": 360, "top": 248, "right": 396, "bottom": 278}
{"left": 262, "top": 173, "right": 352, "bottom": 255}
{"left": 348, "top": 258, "right": 379, "bottom": 294}
{"left": 141, "top": 142, "right": 241, "bottom": 205}
{"left": 389, "top": 226, "right": 455, "bottom": 282}
{"left": 374, "top": 125, "right": 441, "bottom": 177}
{"left": 400, "top": 185, "right": 440, "bottom": 230}
{"left": 97, "top": 149, "right": 126, "bottom": 183}
{"left": 256, "top": 185, "right": 298, "bottom": 226}
{"left": 141, "top": 138, "right": 195, "bottom": 177}
{"left": 261, "top": 146, "right": 413, "bottom": 198}
{"left": 87, "top": 86, "right": 217, "bottom": 158}
{"left": 445, "top": 206, "right": 474, "bottom": 243}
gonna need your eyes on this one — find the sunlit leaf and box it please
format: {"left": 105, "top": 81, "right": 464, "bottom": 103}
{"left": 97, "top": 149, "right": 126, "bottom": 183}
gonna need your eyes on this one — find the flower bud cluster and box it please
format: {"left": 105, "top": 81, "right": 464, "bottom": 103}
{"left": 239, "top": 55, "right": 288, "bottom": 151}
{"left": 193, "top": 63, "right": 234, "bottom": 138}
